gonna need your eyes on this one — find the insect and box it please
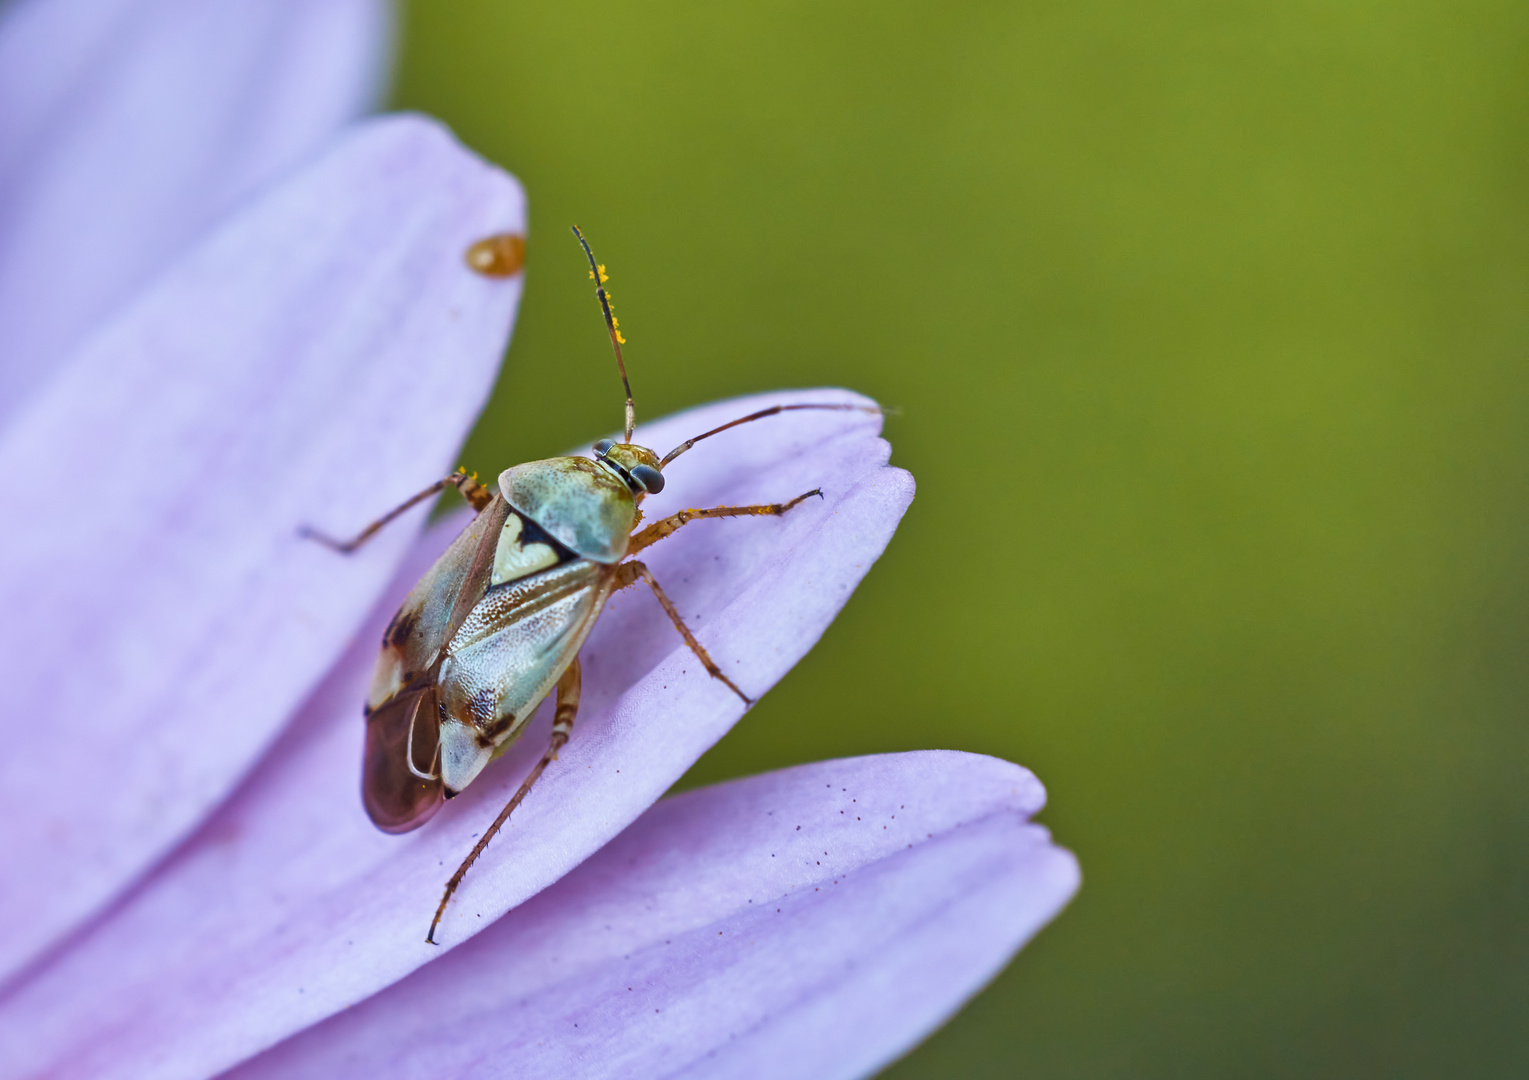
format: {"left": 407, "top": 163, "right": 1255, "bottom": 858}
{"left": 305, "top": 226, "right": 874, "bottom": 942}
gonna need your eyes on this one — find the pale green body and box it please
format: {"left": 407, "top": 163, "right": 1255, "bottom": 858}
{"left": 362, "top": 450, "right": 651, "bottom": 832}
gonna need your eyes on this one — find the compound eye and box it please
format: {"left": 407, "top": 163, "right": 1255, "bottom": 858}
{"left": 592, "top": 438, "right": 616, "bottom": 457}
{"left": 630, "top": 464, "right": 665, "bottom": 494}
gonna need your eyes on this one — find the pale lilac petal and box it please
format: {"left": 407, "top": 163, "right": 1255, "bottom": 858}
{"left": 0, "top": 115, "right": 523, "bottom": 983}
{"left": 0, "top": 394, "right": 910, "bottom": 1080}
{"left": 0, "top": 0, "right": 393, "bottom": 428}
{"left": 230, "top": 752, "right": 1079, "bottom": 1080}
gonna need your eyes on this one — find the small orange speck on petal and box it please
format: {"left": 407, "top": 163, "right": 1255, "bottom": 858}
{"left": 465, "top": 233, "right": 526, "bottom": 277}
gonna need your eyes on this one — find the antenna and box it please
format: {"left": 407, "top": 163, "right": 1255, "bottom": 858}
{"left": 659, "top": 402, "right": 883, "bottom": 469}
{"left": 571, "top": 225, "right": 635, "bottom": 441}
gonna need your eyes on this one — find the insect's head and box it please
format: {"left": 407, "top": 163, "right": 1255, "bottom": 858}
{"left": 591, "top": 438, "right": 665, "bottom": 495}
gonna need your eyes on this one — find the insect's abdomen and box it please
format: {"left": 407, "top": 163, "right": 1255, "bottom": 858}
{"left": 435, "top": 559, "right": 612, "bottom": 793}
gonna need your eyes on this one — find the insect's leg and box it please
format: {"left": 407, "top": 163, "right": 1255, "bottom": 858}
{"left": 627, "top": 489, "right": 823, "bottom": 556}
{"left": 426, "top": 656, "right": 582, "bottom": 945}
{"left": 300, "top": 470, "right": 494, "bottom": 554}
{"left": 613, "top": 560, "right": 752, "bottom": 705}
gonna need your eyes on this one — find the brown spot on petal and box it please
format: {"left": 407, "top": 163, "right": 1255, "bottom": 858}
{"left": 465, "top": 232, "right": 526, "bottom": 277}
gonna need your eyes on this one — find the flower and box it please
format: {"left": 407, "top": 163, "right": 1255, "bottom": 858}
{"left": 0, "top": 0, "right": 394, "bottom": 428}
{"left": 0, "top": 6, "right": 1079, "bottom": 1078}
{"left": 227, "top": 752, "right": 1078, "bottom": 1080}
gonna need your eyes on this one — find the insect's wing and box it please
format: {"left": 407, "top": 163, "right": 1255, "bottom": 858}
{"left": 362, "top": 686, "right": 444, "bottom": 833}
{"left": 366, "top": 497, "right": 512, "bottom": 712}
{"left": 436, "top": 559, "right": 612, "bottom": 793}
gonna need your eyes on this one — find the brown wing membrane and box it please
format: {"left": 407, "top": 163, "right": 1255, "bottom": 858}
{"left": 363, "top": 687, "right": 445, "bottom": 833}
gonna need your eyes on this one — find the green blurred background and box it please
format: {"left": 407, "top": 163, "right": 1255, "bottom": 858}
{"left": 394, "top": 2, "right": 1529, "bottom": 1076}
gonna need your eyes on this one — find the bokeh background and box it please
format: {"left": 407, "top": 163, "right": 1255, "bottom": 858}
{"left": 394, "top": 3, "right": 1529, "bottom": 1077}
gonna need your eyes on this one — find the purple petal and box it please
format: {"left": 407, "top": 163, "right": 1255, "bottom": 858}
{"left": 0, "top": 0, "right": 393, "bottom": 428}
{"left": 230, "top": 752, "right": 1079, "bottom": 1080}
{"left": 0, "top": 115, "right": 523, "bottom": 984}
{"left": 0, "top": 394, "right": 911, "bottom": 1079}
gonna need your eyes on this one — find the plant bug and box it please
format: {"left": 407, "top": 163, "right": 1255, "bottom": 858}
{"left": 304, "top": 226, "right": 876, "bottom": 943}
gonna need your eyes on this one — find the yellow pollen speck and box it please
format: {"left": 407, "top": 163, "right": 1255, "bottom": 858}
{"left": 616, "top": 331, "right": 627, "bottom": 344}
{"left": 597, "top": 265, "right": 609, "bottom": 283}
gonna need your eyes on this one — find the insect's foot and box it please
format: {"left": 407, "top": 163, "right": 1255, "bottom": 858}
{"left": 780, "top": 488, "right": 824, "bottom": 513}
{"left": 720, "top": 675, "right": 753, "bottom": 706}
{"left": 297, "top": 524, "right": 353, "bottom": 553}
